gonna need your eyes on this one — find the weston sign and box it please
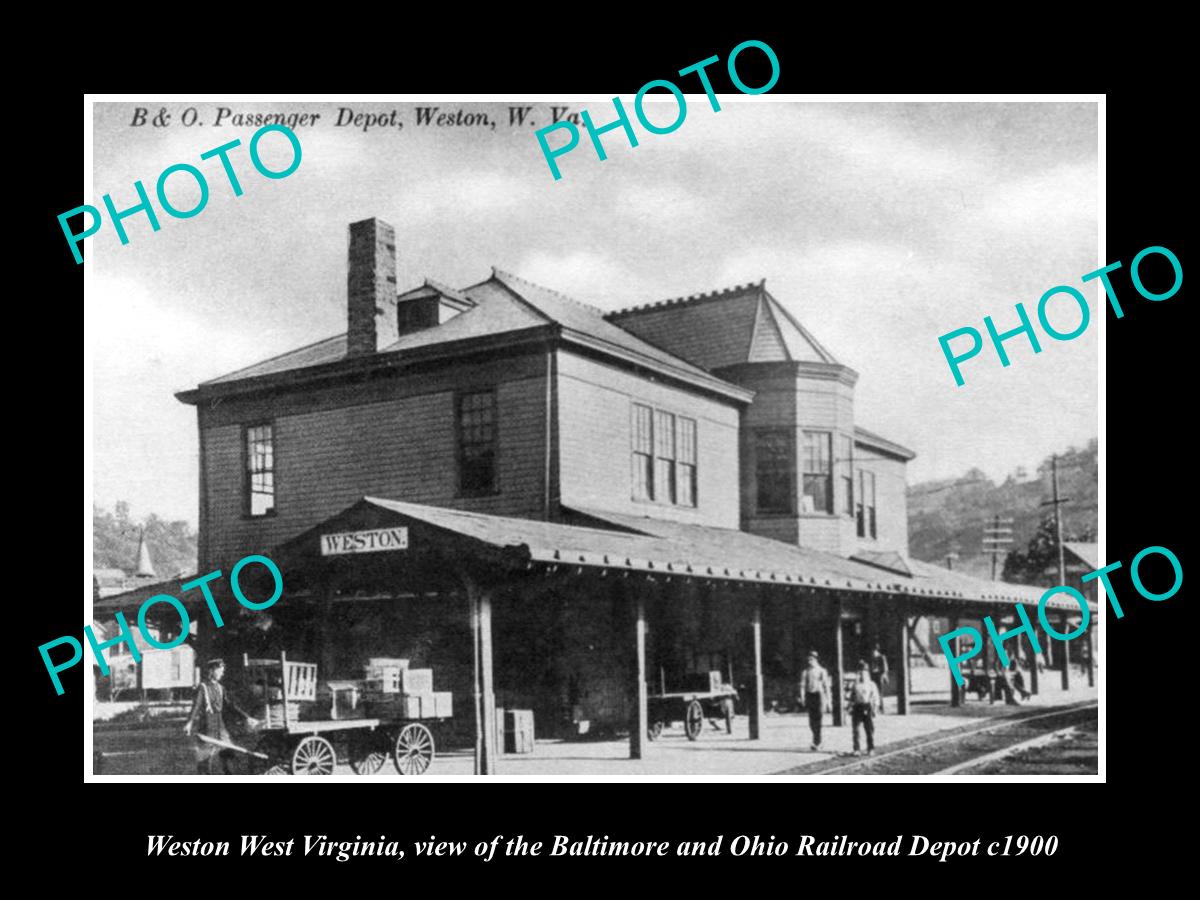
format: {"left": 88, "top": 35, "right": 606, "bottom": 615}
{"left": 320, "top": 527, "right": 410, "bottom": 556}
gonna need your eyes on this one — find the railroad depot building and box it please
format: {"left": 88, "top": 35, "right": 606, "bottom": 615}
{"left": 97, "top": 218, "right": 1094, "bottom": 770}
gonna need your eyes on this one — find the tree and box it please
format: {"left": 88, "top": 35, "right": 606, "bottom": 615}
{"left": 93, "top": 504, "right": 198, "bottom": 578}
{"left": 1001, "top": 513, "right": 1090, "bottom": 587}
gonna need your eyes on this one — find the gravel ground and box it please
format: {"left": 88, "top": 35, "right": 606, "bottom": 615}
{"left": 776, "top": 703, "right": 1097, "bottom": 776}
{"left": 957, "top": 720, "right": 1098, "bottom": 775}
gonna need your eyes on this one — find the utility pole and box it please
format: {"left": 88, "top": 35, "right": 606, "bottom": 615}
{"left": 1042, "top": 454, "right": 1072, "bottom": 690}
{"left": 983, "top": 515, "right": 1014, "bottom": 580}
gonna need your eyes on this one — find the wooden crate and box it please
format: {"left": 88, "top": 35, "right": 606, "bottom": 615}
{"left": 399, "top": 668, "right": 434, "bottom": 694}
{"left": 363, "top": 668, "right": 404, "bottom": 694}
{"left": 243, "top": 652, "right": 318, "bottom": 703}
{"left": 366, "top": 658, "right": 409, "bottom": 670}
{"left": 263, "top": 702, "right": 300, "bottom": 730}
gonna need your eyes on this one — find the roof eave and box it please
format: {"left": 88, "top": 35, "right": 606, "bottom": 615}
{"left": 853, "top": 427, "right": 917, "bottom": 461}
{"left": 176, "top": 324, "right": 559, "bottom": 405}
{"left": 559, "top": 329, "right": 756, "bottom": 405}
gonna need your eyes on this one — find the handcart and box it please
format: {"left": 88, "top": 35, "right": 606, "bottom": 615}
{"left": 646, "top": 670, "right": 738, "bottom": 741}
{"left": 229, "top": 652, "right": 447, "bottom": 776}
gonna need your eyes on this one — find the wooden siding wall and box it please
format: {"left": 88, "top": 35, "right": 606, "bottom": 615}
{"left": 555, "top": 350, "right": 741, "bottom": 528}
{"left": 732, "top": 365, "right": 859, "bottom": 555}
{"left": 198, "top": 352, "right": 549, "bottom": 569}
{"left": 851, "top": 450, "right": 909, "bottom": 556}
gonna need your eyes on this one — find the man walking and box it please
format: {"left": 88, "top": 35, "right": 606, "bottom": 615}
{"left": 798, "top": 651, "right": 832, "bottom": 751}
{"left": 850, "top": 660, "right": 881, "bottom": 756}
{"left": 870, "top": 643, "right": 889, "bottom": 714}
{"left": 184, "top": 659, "right": 258, "bottom": 775}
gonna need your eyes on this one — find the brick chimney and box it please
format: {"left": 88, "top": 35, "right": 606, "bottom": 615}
{"left": 347, "top": 218, "right": 399, "bottom": 356}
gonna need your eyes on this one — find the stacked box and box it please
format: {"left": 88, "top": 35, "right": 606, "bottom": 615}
{"left": 399, "top": 668, "right": 433, "bottom": 694}
{"left": 401, "top": 695, "right": 428, "bottom": 719}
{"left": 367, "top": 658, "right": 410, "bottom": 669}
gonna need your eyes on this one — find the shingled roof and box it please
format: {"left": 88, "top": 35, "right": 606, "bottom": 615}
{"left": 200, "top": 270, "right": 750, "bottom": 402}
{"left": 604, "top": 281, "right": 838, "bottom": 371}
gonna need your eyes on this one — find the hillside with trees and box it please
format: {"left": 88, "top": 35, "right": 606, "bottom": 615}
{"left": 907, "top": 440, "right": 1097, "bottom": 583}
{"left": 93, "top": 502, "right": 198, "bottom": 580}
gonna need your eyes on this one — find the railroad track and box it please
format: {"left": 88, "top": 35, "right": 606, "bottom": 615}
{"left": 778, "top": 702, "right": 1098, "bottom": 776}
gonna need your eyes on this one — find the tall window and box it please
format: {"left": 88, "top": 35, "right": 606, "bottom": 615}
{"left": 676, "top": 417, "right": 697, "bottom": 507}
{"left": 245, "top": 423, "right": 275, "bottom": 516}
{"left": 653, "top": 409, "right": 676, "bottom": 505}
{"left": 631, "top": 404, "right": 698, "bottom": 507}
{"left": 840, "top": 434, "right": 855, "bottom": 516}
{"left": 755, "top": 428, "right": 795, "bottom": 514}
{"left": 631, "top": 404, "right": 654, "bottom": 501}
{"left": 801, "top": 430, "right": 833, "bottom": 514}
{"left": 857, "top": 469, "right": 877, "bottom": 538}
{"left": 458, "top": 390, "right": 497, "bottom": 496}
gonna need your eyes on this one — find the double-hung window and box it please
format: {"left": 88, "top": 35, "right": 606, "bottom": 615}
{"left": 801, "top": 430, "right": 833, "bottom": 514}
{"left": 631, "top": 404, "right": 654, "bottom": 501}
{"left": 857, "top": 469, "right": 877, "bottom": 538}
{"left": 755, "top": 428, "right": 795, "bottom": 514}
{"left": 631, "top": 404, "right": 698, "bottom": 507}
{"left": 245, "top": 423, "right": 275, "bottom": 517}
{"left": 458, "top": 390, "right": 498, "bottom": 496}
{"left": 676, "top": 417, "right": 697, "bottom": 507}
{"left": 840, "top": 434, "right": 855, "bottom": 517}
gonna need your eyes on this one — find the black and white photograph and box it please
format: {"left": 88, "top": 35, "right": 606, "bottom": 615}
{"left": 82, "top": 96, "right": 1105, "bottom": 781}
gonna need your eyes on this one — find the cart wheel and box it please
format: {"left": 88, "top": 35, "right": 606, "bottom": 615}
{"left": 684, "top": 700, "right": 704, "bottom": 741}
{"left": 648, "top": 720, "right": 664, "bottom": 742}
{"left": 723, "top": 699, "right": 735, "bottom": 735}
{"left": 291, "top": 736, "right": 336, "bottom": 775}
{"left": 393, "top": 723, "right": 435, "bottom": 775}
{"left": 349, "top": 736, "right": 388, "bottom": 776}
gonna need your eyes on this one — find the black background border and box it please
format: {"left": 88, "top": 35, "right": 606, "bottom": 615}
{"left": 32, "top": 30, "right": 1189, "bottom": 881}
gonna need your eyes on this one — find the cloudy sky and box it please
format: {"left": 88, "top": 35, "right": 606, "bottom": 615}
{"left": 89, "top": 99, "right": 1098, "bottom": 526}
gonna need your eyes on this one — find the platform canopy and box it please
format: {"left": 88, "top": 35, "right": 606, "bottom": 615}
{"left": 93, "top": 497, "right": 1088, "bottom": 617}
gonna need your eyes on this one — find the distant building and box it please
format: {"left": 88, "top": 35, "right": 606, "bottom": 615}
{"left": 92, "top": 534, "right": 196, "bottom": 701}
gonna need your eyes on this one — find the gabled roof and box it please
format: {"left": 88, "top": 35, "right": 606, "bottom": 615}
{"left": 604, "top": 281, "right": 838, "bottom": 371}
{"left": 1063, "top": 542, "right": 1099, "bottom": 569}
{"left": 198, "top": 271, "right": 751, "bottom": 403}
{"left": 854, "top": 426, "right": 917, "bottom": 461}
{"left": 204, "top": 334, "right": 348, "bottom": 385}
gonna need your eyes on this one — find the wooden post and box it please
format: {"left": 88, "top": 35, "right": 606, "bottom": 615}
{"left": 831, "top": 598, "right": 845, "bottom": 727}
{"left": 897, "top": 610, "right": 910, "bottom": 716}
{"left": 749, "top": 595, "right": 764, "bottom": 740}
{"left": 1027, "top": 621, "right": 1040, "bottom": 695}
{"left": 949, "top": 624, "right": 961, "bottom": 708}
{"left": 1060, "top": 612, "right": 1071, "bottom": 690}
{"left": 317, "top": 573, "right": 335, "bottom": 684}
{"left": 1086, "top": 620, "right": 1096, "bottom": 687}
{"left": 467, "top": 577, "right": 497, "bottom": 775}
{"left": 630, "top": 587, "right": 648, "bottom": 760}
{"left": 981, "top": 616, "right": 994, "bottom": 701}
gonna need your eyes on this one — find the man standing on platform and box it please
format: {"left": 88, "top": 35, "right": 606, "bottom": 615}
{"left": 851, "top": 660, "right": 880, "bottom": 756}
{"left": 798, "top": 651, "right": 832, "bottom": 752}
{"left": 184, "top": 659, "right": 258, "bottom": 775}
{"left": 870, "top": 643, "right": 890, "bottom": 714}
